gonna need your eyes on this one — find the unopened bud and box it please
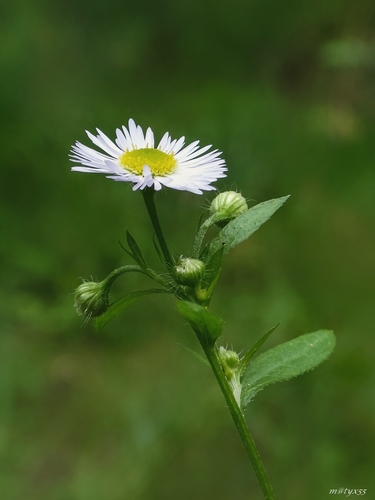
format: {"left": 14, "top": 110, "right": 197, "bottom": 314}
{"left": 219, "top": 346, "right": 240, "bottom": 370}
{"left": 218, "top": 346, "right": 242, "bottom": 405}
{"left": 74, "top": 281, "right": 109, "bottom": 319}
{"left": 173, "top": 257, "right": 206, "bottom": 287}
{"left": 210, "top": 191, "right": 248, "bottom": 227}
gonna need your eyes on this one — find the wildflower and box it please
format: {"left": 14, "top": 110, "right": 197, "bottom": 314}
{"left": 70, "top": 119, "right": 227, "bottom": 195}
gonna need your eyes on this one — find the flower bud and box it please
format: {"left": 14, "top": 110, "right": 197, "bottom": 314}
{"left": 173, "top": 257, "right": 206, "bottom": 287}
{"left": 74, "top": 281, "right": 109, "bottom": 319}
{"left": 218, "top": 346, "right": 240, "bottom": 370}
{"left": 210, "top": 191, "right": 248, "bottom": 227}
{"left": 218, "top": 346, "right": 242, "bottom": 405}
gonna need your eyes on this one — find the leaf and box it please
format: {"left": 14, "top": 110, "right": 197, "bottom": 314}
{"left": 177, "top": 344, "right": 210, "bottom": 367}
{"left": 201, "top": 246, "right": 225, "bottom": 301}
{"left": 126, "top": 231, "right": 148, "bottom": 269}
{"left": 152, "top": 234, "right": 166, "bottom": 265}
{"left": 195, "top": 211, "right": 206, "bottom": 235}
{"left": 118, "top": 239, "right": 135, "bottom": 260}
{"left": 239, "top": 323, "right": 280, "bottom": 373}
{"left": 94, "top": 288, "right": 167, "bottom": 331}
{"left": 204, "top": 196, "right": 290, "bottom": 260}
{"left": 177, "top": 301, "right": 223, "bottom": 346}
{"left": 241, "top": 330, "right": 336, "bottom": 408}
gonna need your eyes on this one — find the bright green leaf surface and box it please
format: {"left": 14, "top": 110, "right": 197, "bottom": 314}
{"left": 177, "top": 301, "right": 223, "bottom": 346}
{"left": 94, "top": 289, "right": 167, "bottom": 331}
{"left": 241, "top": 330, "right": 336, "bottom": 408}
{"left": 204, "top": 196, "right": 290, "bottom": 260}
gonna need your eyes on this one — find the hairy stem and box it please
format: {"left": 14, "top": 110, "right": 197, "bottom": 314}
{"left": 104, "top": 265, "right": 144, "bottom": 287}
{"left": 202, "top": 344, "right": 276, "bottom": 500}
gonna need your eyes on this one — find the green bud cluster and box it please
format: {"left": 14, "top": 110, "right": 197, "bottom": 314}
{"left": 218, "top": 346, "right": 242, "bottom": 406}
{"left": 210, "top": 191, "right": 248, "bottom": 227}
{"left": 173, "top": 257, "right": 206, "bottom": 287}
{"left": 218, "top": 346, "right": 240, "bottom": 377}
{"left": 74, "top": 280, "right": 109, "bottom": 319}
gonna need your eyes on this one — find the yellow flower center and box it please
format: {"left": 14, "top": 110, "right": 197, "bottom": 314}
{"left": 119, "top": 148, "right": 177, "bottom": 176}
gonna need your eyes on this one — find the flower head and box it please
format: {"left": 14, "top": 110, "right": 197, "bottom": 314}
{"left": 70, "top": 119, "right": 227, "bottom": 195}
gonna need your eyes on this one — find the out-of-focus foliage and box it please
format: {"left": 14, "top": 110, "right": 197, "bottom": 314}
{"left": 1, "top": 0, "right": 375, "bottom": 498}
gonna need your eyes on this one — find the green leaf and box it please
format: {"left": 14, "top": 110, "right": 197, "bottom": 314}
{"left": 195, "top": 211, "right": 206, "bottom": 235}
{"left": 177, "top": 301, "right": 223, "bottom": 346}
{"left": 94, "top": 288, "right": 167, "bottom": 331}
{"left": 241, "top": 330, "right": 336, "bottom": 408}
{"left": 239, "top": 323, "right": 280, "bottom": 374}
{"left": 126, "top": 231, "right": 148, "bottom": 269}
{"left": 201, "top": 246, "right": 225, "bottom": 301}
{"left": 204, "top": 196, "right": 290, "bottom": 260}
{"left": 177, "top": 344, "right": 210, "bottom": 367}
{"left": 152, "top": 234, "right": 166, "bottom": 265}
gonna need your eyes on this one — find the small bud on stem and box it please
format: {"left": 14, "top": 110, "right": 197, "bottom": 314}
{"left": 74, "top": 280, "right": 109, "bottom": 320}
{"left": 210, "top": 191, "right": 248, "bottom": 227}
{"left": 173, "top": 257, "right": 206, "bottom": 287}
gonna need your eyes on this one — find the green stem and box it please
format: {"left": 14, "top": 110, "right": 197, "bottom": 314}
{"left": 104, "top": 265, "right": 144, "bottom": 287}
{"left": 142, "top": 188, "right": 173, "bottom": 269}
{"left": 202, "top": 344, "right": 276, "bottom": 500}
{"left": 104, "top": 264, "right": 170, "bottom": 291}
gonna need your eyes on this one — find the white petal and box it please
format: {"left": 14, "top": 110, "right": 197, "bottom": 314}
{"left": 71, "top": 166, "right": 109, "bottom": 173}
{"left": 115, "top": 128, "right": 128, "bottom": 150}
{"left": 153, "top": 179, "right": 162, "bottom": 191}
{"left": 158, "top": 132, "right": 170, "bottom": 151}
{"left": 128, "top": 119, "right": 140, "bottom": 146}
{"left": 170, "top": 136, "right": 185, "bottom": 154}
{"left": 122, "top": 125, "right": 134, "bottom": 149}
{"left": 145, "top": 127, "right": 155, "bottom": 148}
{"left": 104, "top": 159, "right": 127, "bottom": 174}
{"left": 136, "top": 125, "right": 146, "bottom": 147}
{"left": 96, "top": 129, "right": 123, "bottom": 156}
{"left": 179, "top": 144, "right": 212, "bottom": 161}
{"left": 85, "top": 130, "right": 121, "bottom": 157}
{"left": 174, "top": 140, "right": 200, "bottom": 159}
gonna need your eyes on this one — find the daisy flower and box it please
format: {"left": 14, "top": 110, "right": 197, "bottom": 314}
{"left": 70, "top": 119, "right": 227, "bottom": 195}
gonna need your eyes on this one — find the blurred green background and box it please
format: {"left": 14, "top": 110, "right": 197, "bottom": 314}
{"left": 1, "top": 0, "right": 375, "bottom": 498}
